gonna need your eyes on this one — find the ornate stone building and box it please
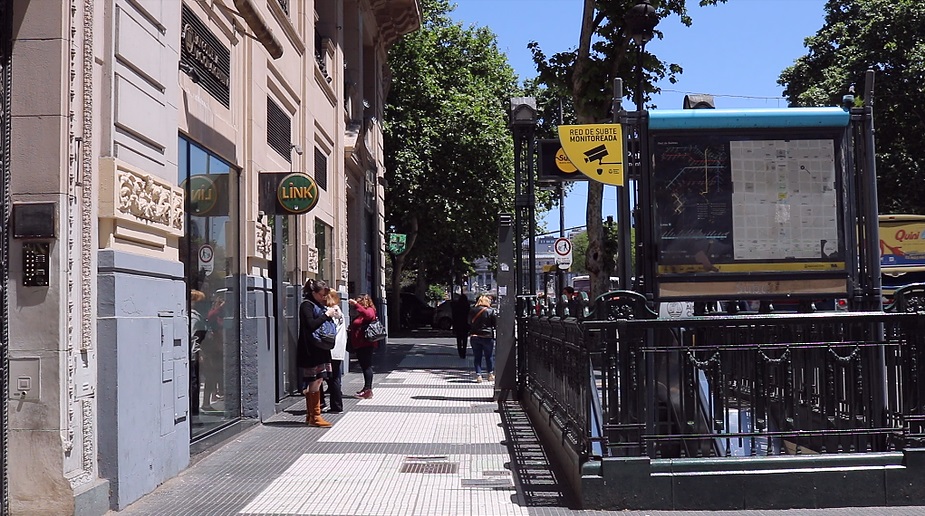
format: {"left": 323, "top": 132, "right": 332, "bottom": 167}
{"left": 2, "top": 0, "right": 418, "bottom": 513}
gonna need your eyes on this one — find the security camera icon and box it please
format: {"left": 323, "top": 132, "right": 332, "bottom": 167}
{"left": 584, "top": 145, "right": 609, "bottom": 163}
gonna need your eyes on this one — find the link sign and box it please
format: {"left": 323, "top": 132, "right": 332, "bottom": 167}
{"left": 557, "top": 124, "right": 625, "bottom": 186}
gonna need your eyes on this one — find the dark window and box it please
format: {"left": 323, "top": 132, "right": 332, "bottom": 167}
{"left": 267, "top": 97, "right": 291, "bottom": 162}
{"left": 314, "top": 147, "right": 328, "bottom": 191}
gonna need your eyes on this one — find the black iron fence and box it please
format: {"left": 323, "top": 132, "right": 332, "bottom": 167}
{"left": 517, "top": 290, "right": 925, "bottom": 467}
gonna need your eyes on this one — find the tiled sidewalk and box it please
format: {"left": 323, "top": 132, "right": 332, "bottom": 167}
{"left": 112, "top": 336, "right": 569, "bottom": 516}
{"left": 110, "top": 335, "right": 925, "bottom": 516}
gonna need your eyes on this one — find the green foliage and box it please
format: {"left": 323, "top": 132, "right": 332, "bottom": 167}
{"left": 570, "top": 231, "right": 590, "bottom": 274}
{"left": 426, "top": 284, "right": 447, "bottom": 304}
{"left": 778, "top": 0, "right": 925, "bottom": 215}
{"left": 384, "top": 0, "right": 520, "bottom": 284}
{"left": 529, "top": 0, "right": 726, "bottom": 297}
{"left": 567, "top": 219, "right": 629, "bottom": 276}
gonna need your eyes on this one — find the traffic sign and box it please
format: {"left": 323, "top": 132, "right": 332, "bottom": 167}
{"left": 198, "top": 244, "right": 214, "bottom": 276}
{"left": 553, "top": 237, "right": 572, "bottom": 269}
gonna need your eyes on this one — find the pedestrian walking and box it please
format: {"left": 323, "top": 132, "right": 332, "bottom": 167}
{"left": 348, "top": 294, "right": 378, "bottom": 399}
{"left": 298, "top": 279, "right": 337, "bottom": 427}
{"left": 468, "top": 295, "right": 497, "bottom": 383}
{"left": 451, "top": 293, "right": 471, "bottom": 359}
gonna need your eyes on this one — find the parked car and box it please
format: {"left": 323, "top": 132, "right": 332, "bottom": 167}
{"left": 399, "top": 292, "right": 434, "bottom": 329}
{"left": 433, "top": 300, "right": 453, "bottom": 330}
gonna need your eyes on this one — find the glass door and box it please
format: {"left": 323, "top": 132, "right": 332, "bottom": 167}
{"left": 179, "top": 135, "right": 241, "bottom": 438}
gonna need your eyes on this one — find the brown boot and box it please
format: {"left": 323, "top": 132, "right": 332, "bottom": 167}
{"left": 307, "top": 391, "right": 332, "bottom": 428}
{"left": 303, "top": 389, "right": 312, "bottom": 425}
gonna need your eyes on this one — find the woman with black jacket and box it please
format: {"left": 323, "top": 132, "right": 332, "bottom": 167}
{"left": 467, "top": 295, "right": 497, "bottom": 383}
{"left": 298, "top": 279, "right": 337, "bottom": 427}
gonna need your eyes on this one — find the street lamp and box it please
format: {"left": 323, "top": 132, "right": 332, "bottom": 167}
{"left": 621, "top": 2, "right": 659, "bottom": 293}
{"left": 624, "top": 1, "right": 659, "bottom": 111}
{"left": 509, "top": 97, "right": 538, "bottom": 295}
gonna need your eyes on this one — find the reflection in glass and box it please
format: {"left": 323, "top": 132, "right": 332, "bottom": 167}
{"left": 179, "top": 135, "right": 240, "bottom": 438}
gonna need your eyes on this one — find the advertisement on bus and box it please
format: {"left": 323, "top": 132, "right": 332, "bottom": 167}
{"left": 879, "top": 214, "right": 925, "bottom": 302}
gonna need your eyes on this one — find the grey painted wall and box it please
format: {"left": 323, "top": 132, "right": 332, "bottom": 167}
{"left": 97, "top": 250, "right": 189, "bottom": 510}
{"left": 242, "top": 275, "right": 276, "bottom": 420}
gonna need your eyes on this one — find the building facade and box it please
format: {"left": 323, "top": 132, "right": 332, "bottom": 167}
{"left": 2, "top": 0, "right": 419, "bottom": 513}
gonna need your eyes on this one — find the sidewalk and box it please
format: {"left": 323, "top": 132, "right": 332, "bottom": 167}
{"left": 112, "top": 334, "right": 570, "bottom": 516}
{"left": 111, "top": 334, "right": 925, "bottom": 516}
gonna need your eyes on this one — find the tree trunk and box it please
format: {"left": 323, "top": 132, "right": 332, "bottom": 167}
{"left": 573, "top": 0, "right": 607, "bottom": 302}
{"left": 388, "top": 216, "right": 419, "bottom": 332}
{"left": 585, "top": 181, "right": 606, "bottom": 300}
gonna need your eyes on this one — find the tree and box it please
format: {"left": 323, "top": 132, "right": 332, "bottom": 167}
{"left": 530, "top": 0, "right": 725, "bottom": 299}
{"left": 384, "top": 0, "right": 519, "bottom": 328}
{"left": 778, "top": 0, "right": 925, "bottom": 215}
{"left": 567, "top": 218, "right": 625, "bottom": 277}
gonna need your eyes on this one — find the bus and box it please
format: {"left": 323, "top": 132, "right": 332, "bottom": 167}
{"left": 570, "top": 275, "right": 620, "bottom": 294}
{"left": 880, "top": 214, "right": 925, "bottom": 305}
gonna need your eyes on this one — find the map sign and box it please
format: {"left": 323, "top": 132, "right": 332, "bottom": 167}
{"left": 653, "top": 133, "right": 844, "bottom": 275}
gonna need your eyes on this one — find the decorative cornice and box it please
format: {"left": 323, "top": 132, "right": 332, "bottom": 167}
{"left": 368, "top": 0, "right": 421, "bottom": 49}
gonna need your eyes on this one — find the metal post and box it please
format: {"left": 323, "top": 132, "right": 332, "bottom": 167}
{"left": 527, "top": 137, "right": 537, "bottom": 294}
{"left": 495, "top": 213, "right": 516, "bottom": 400}
{"left": 509, "top": 98, "right": 537, "bottom": 295}
{"left": 556, "top": 183, "right": 565, "bottom": 295}
{"left": 862, "top": 70, "right": 882, "bottom": 311}
{"left": 614, "top": 77, "right": 633, "bottom": 290}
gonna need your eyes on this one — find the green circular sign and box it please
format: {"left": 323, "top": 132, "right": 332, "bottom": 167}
{"left": 187, "top": 175, "right": 218, "bottom": 216}
{"left": 277, "top": 173, "right": 319, "bottom": 214}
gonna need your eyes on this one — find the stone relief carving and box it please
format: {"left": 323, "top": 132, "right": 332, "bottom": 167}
{"left": 255, "top": 219, "right": 272, "bottom": 258}
{"left": 307, "top": 247, "right": 319, "bottom": 274}
{"left": 118, "top": 170, "right": 184, "bottom": 231}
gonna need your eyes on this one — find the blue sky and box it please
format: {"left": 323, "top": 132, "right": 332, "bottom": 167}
{"left": 448, "top": 0, "right": 828, "bottom": 233}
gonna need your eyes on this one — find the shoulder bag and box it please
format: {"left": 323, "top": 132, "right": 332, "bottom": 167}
{"left": 310, "top": 303, "right": 337, "bottom": 350}
{"left": 364, "top": 317, "right": 387, "bottom": 342}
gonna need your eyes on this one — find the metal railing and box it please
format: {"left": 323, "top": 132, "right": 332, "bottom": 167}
{"left": 517, "top": 291, "right": 925, "bottom": 465}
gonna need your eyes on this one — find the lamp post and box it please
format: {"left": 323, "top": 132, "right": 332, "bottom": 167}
{"left": 622, "top": 1, "right": 659, "bottom": 293}
{"left": 509, "top": 97, "right": 538, "bottom": 295}
{"left": 624, "top": 1, "right": 658, "bottom": 111}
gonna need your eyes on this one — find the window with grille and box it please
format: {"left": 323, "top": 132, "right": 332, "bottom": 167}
{"left": 267, "top": 97, "right": 291, "bottom": 162}
{"left": 314, "top": 147, "right": 328, "bottom": 191}
{"left": 181, "top": 5, "right": 231, "bottom": 107}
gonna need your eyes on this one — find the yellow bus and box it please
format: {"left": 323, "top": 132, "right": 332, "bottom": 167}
{"left": 879, "top": 214, "right": 925, "bottom": 304}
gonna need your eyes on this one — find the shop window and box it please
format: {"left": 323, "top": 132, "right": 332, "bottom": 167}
{"left": 178, "top": 135, "right": 241, "bottom": 439}
{"left": 267, "top": 97, "right": 292, "bottom": 162}
{"left": 314, "top": 147, "right": 328, "bottom": 191}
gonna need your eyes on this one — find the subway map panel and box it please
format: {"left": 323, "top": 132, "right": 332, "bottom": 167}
{"left": 652, "top": 133, "right": 842, "bottom": 274}
{"left": 653, "top": 136, "right": 733, "bottom": 269}
{"left": 730, "top": 139, "right": 838, "bottom": 260}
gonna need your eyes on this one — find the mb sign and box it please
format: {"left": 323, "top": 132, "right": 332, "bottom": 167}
{"left": 557, "top": 124, "right": 625, "bottom": 185}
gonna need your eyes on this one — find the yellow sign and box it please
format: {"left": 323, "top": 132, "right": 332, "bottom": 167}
{"left": 554, "top": 147, "right": 577, "bottom": 173}
{"left": 557, "top": 124, "right": 624, "bottom": 185}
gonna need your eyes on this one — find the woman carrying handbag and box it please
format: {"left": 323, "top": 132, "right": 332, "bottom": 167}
{"left": 348, "top": 294, "right": 379, "bottom": 399}
{"left": 297, "top": 279, "right": 337, "bottom": 427}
